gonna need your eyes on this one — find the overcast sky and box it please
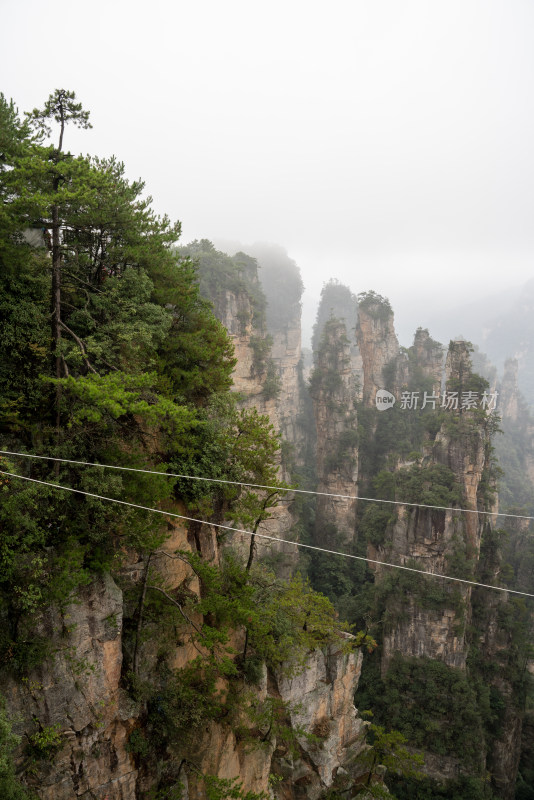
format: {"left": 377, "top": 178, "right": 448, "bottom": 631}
{"left": 3, "top": 0, "right": 534, "bottom": 345}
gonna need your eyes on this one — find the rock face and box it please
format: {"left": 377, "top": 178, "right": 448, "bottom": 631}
{"left": 200, "top": 254, "right": 303, "bottom": 569}
{"left": 487, "top": 358, "right": 534, "bottom": 799}
{"left": 498, "top": 356, "right": 534, "bottom": 489}
{"left": 270, "top": 299, "right": 304, "bottom": 450}
{"left": 352, "top": 322, "right": 530, "bottom": 794}
{"left": 2, "top": 518, "right": 366, "bottom": 800}
{"left": 1, "top": 574, "right": 137, "bottom": 800}
{"left": 273, "top": 642, "right": 366, "bottom": 799}
{"left": 310, "top": 319, "right": 359, "bottom": 548}
{"left": 205, "top": 248, "right": 305, "bottom": 458}
{"left": 378, "top": 510, "right": 472, "bottom": 673}
{"left": 475, "top": 586, "right": 524, "bottom": 800}
{"left": 368, "top": 341, "right": 501, "bottom": 787}
{"left": 355, "top": 297, "right": 399, "bottom": 404}
{"left": 212, "top": 283, "right": 279, "bottom": 422}
{"left": 410, "top": 328, "right": 444, "bottom": 394}
{"left": 372, "top": 342, "right": 488, "bottom": 675}
{"left": 500, "top": 358, "right": 521, "bottom": 423}
{"left": 293, "top": 280, "right": 532, "bottom": 795}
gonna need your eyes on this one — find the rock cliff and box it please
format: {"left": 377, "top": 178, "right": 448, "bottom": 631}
{"left": 1, "top": 517, "right": 367, "bottom": 800}
{"left": 353, "top": 322, "right": 528, "bottom": 794}
{"left": 192, "top": 243, "right": 301, "bottom": 566}
{"left": 370, "top": 341, "right": 489, "bottom": 674}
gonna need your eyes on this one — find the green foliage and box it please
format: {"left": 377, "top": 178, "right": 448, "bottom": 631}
{"left": 234, "top": 693, "right": 317, "bottom": 757}
{"left": 178, "top": 240, "right": 267, "bottom": 333}
{"left": 146, "top": 660, "right": 227, "bottom": 747}
{"left": 0, "top": 254, "right": 50, "bottom": 430}
{"left": 154, "top": 256, "right": 236, "bottom": 403}
{"left": 376, "top": 558, "right": 465, "bottom": 620}
{"left": 169, "top": 396, "right": 281, "bottom": 518}
{"left": 244, "top": 571, "right": 352, "bottom": 672}
{"left": 125, "top": 727, "right": 151, "bottom": 759}
{"left": 356, "top": 402, "right": 433, "bottom": 475}
{"left": 27, "top": 723, "right": 62, "bottom": 759}
{"left": 249, "top": 334, "right": 272, "bottom": 375}
{"left": 322, "top": 426, "right": 359, "bottom": 476}
{"left": 262, "top": 359, "right": 281, "bottom": 400}
{"left": 386, "top": 774, "right": 495, "bottom": 800}
{"left": 125, "top": 552, "right": 359, "bottom": 770}
{"left": 310, "top": 317, "right": 352, "bottom": 402}
{"left": 356, "top": 654, "right": 486, "bottom": 768}
{"left": 312, "top": 280, "right": 358, "bottom": 355}
{"left": 0, "top": 90, "right": 281, "bottom": 684}
{"left": 355, "top": 722, "right": 424, "bottom": 794}
{"left": 183, "top": 553, "right": 352, "bottom": 676}
{"left": 53, "top": 371, "right": 195, "bottom": 430}
{"left": 357, "top": 290, "right": 393, "bottom": 321}
{"left": 0, "top": 696, "right": 36, "bottom": 799}
{"left": 62, "top": 266, "right": 172, "bottom": 371}
{"left": 516, "top": 712, "right": 534, "bottom": 799}
{"left": 394, "top": 463, "right": 462, "bottom": 507}
{"left": 309, "top": 543, "right": 367, "bottom": 605}
{"left": 413, "top": 327, "right": 443, "bottom": 352}
{"left": 26, "top": 88, "right": 92, "bottom": 143}
{"left": 309, "top": 364, "right": 343, "bottom": 399}
{"left": 359, "top": 463, "right": 461, "bottom": 548}
{"left": 360, "top": 505, "right": 396, "bottom": 546}
{"left": 203, "top": 775, "right": 268, "bottom": 800}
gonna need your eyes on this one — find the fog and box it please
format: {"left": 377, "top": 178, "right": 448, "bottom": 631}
{"left": 3, "top": 0, "right": 534, "bottom": 348}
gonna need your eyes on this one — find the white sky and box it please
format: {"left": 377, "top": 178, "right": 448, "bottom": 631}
{"left": 3, "top": 0, "right": 534, "bottom": 344}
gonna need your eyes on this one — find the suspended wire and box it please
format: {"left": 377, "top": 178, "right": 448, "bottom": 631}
{"left": 0, "top": 469, "right": 532, "bottom": 599}
{"left": 0, "top": 449, "right": 531, "bottom": 521}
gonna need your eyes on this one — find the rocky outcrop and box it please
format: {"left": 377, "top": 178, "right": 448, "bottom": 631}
{"left": 273, "top": 642, "right": 366, "bottom": 799}
{"left": 2, "top": 517, "right": 366, "bottom": 800}
{"left": 306, "top": 286, "right": 530, "bottom": 792}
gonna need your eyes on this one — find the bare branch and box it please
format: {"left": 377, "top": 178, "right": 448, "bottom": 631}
{"left": 133, "top": 553, "right": 152, "bottom": 675}
{"left": 62, "top": 270, "right": 104, "bottom": 293}
{"left": 58, "top": 320, "right": 98, "bottom": 374}
{"left": 147, "top": 585, "right": 202, "bottom": 634}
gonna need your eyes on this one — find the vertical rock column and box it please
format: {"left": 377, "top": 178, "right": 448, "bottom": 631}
{"left": 311, "top": 319, "right": 359, "bottom": 548}
{"left": 355, "top": 297, "right": 399, "bottom": 406}
{"left": 378, "top": 341, "right": 490, "bottom": 671}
